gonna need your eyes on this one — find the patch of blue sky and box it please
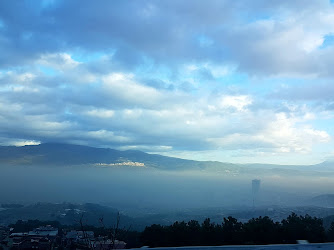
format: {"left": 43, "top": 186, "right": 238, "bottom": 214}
{"left": 59, "top": 84, "right": 69, "bottom": 89}
{"left": 0, "top": 19, "right": 4, "bottom": 29}
{"left": 135, "top": 58, "right": 173, "bottom": 84}
{"left": 150, "top": 67, "right": 173, "bottom": 83}
{"left": 197, "top": 35, "right": 214, "bottom": 48}
{"left": 21, "top": 32, "right": 33, "bottom": 41}
{"left": 6, "top": 65, "right": 29, "bottom": 73}
{"left": 0, "top": 83, "right": 13, "bottom": 91}
{"left": 71, "top": 50, "right": 113, "bottom": 63}
{"left": 184, "top": 71, "right": 249, "bottom": 96}
{"left": 134, "top": 55, "right": 155, "bottom": 74}
{"left": 253, "top": 77, "right": 312, "bottom": 92}
{"left": 38, "top": 65, "right": 57, "bottom": 76}
{"left": 211, "top": 74, "right": 317, "bottom": 98}
{"left": 320, "top": 34, "right": 334, "bottom": 49}
{"left": 217, "top": 71, "right": 249, "bottom": 86}
{"left": 40, "top": 0, "right": 58, "bottom": 9}
{"left": 64, "top": 108, "right": 72, "bottom": 116}
{"left": 309, "top": 118, "right": 334, "bottom": 134}
{"left": 238, "top": 9, "right": 273, "bottom": 24}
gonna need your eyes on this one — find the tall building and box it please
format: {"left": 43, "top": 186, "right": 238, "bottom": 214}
{"left": 252, "top": 179, "right": 261, "bottom": 207}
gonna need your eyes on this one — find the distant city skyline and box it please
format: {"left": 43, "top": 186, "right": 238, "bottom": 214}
{"left": 1, "top": 1, "right": 334, "bottom": 164}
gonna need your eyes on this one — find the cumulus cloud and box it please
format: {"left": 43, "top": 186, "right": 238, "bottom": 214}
{"left": 0, "top": 1, "right": 333, "bottom": 164}
{"left": 0, "top": 56, "right": 330, "bottom": 162}
{"left": 0, "top": 0, "right": 333, "bottom": 76}
{"left": 220, "top": 95, "right": 253, "bottom": 112}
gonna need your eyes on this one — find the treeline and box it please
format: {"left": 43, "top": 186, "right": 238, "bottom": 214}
{"left": 141, "top": 213, "right": 334, "bottom": 247}
{"left": 8, "top": 213, "right": 334, "bottom": 248}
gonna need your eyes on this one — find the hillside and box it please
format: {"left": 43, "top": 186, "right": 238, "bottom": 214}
{"left": 0, "top": 143, "right": 334, "bottom": 176}
{"left": 0, "top": 202, "right": 139, "bottom": 229}
{"left": 306, "top": 194, "right": 334, "bottom": 208}
{"left": 0, "top": 143, "right": 198, "bottom": 170}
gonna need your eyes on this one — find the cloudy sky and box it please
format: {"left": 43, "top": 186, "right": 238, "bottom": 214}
{"left": 1, "top": 0, "right": 334, "bottom": 164}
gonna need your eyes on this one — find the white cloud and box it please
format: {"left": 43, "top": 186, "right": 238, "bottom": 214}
{"left": 1, "top": 59, "right": 331, "bottom": 164}
{"left": 1, "top": 1, "right": 334, "bottom": 164}
{"left": 0, "top": 139, "right": 41, "bottom": 147}
{"left": 85, "top": 109, "right": 115, "bottom": 118}
{"left": 220, "top": 95, "right": 253, "bottom": 112}
{"left": 119, "top": 145, "right": 173, "bottom": 152}
{"left": 12, "top": 140, "right": 41, "bottom": 147}
{"left": 37, "top": 53, "right": 80, "bottom": 71}
{"left": 85, "top": 130, "right": 131, "bottom": 143}
{"left": 206, "top": 111, "right": 330, "bottom": 155}
{"left": 15, "top": 73, "right": 36, "bottom": 82}
{"left": 101, "top": 73, "right": 164, "bottom": 108}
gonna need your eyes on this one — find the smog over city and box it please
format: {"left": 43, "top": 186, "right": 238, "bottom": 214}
{"left": 1, "top": 1, "right": 334, "bottom": 248}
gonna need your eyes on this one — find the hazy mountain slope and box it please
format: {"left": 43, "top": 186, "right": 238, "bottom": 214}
{"left": 0, "top": 143, "right": 246, "bottom": 172}
{"left": 0, "top": 143, "right": 197, "bottom": 169}
{"left": 306, "top": 194, "right": 334, "bottom": 208}
{"left": 0, "top": 143, "right": 333, "bottom": 175}
{"left": 309, "top": 161, "right": 334, "bottom": 171}
{"left": 0, "top": 202, "right": 139, "bottom": 229}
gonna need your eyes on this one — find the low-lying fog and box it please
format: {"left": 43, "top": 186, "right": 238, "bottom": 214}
{"left": 1, "top": 165, "right": 334, "bottom": 210}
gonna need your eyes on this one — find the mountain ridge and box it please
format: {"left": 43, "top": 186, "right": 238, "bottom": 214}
{"left": 1, "top": 143, "right": 334, "bottom": 173}
{"left": 0, "top": 143, "right": 199, "bottom": 170}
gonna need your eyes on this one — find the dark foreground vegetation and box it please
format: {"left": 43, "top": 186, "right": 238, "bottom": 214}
{"left": 5, "top": 213, "right": 334, "bottom": 248}
{"left": 141, "top": 213, "right": 334, "bottom": 247}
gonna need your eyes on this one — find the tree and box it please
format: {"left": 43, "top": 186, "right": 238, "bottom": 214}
{"left": 221, "top": 216, "right": 243, "bottom": 244}
{"left": 243, "top": 216, "right": 281, "bottom": 244}
{"left": 141, "top": 224, "right": 167, "bottom": 247}
{"left": 327, "top": 221, "right": 334, "bottom": 242}
{"left": 281, "top": 213, "right": 325, "bottom": 243}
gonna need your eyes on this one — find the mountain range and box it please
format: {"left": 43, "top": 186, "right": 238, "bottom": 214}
{"left": 1, "top": 143, "right": 334, "bottom": 175}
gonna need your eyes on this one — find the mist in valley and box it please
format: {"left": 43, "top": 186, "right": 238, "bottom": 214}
{"left": 1, "top": 164, "right": 333, "bottom": 213}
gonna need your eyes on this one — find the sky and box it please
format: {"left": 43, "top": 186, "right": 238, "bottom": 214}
{"left": 1, "top": 0, "right": 334, "bottom": 165}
